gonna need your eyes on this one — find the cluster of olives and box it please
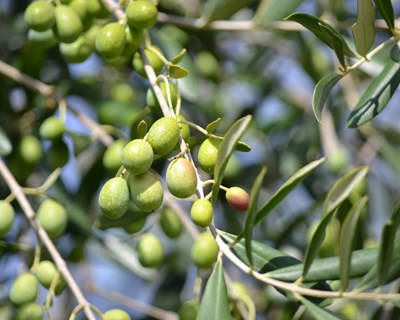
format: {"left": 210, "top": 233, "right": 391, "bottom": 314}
{"left": 24, "top": 0, "right": 158, "bottom": 66}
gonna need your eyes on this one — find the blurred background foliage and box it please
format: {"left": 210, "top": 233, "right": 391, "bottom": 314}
{"left": 1, "top": 0, "right": 400, "bottom": 319}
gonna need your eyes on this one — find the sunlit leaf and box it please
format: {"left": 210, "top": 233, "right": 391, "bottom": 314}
{"left": 243, "top": 166, "right": 267, "bottom": 267}
{"left": 322, "top": 166, "right": 368, "bottom": 216}
{"left": 0, "top": 126, "right": 12, "bottom": 157}
{"left": 254, "top": 158, "right": 325, "bottom": 225}
{"left": 171, "top": 48, "right": 187, "bottom": 64}
{"left": 202, "top": 0, "right": 255, "bottom": 23}
{"left": 211, "top": 116, "right": 252, "bottom": 205}
{"left": 169, "top": 64, "right": 189, "bottom": 79}
{"left": 347, "top": 60, "right": 400, "bottom": 127}
{"left": 198, "top": 261, "right": 232, "bottom": 320}
{"left": 313, "top": 73, "right": 343, "bottom": 122}
{"left": 286, "top": 13, "right": 357, "bottom": 67}
{"left": 373, "top": 0, "right": 395, "bottom": 32}
{"left": 206, "top": 118, "right": 221, "bottom": 134}
{"left": 253, "top": 0, "right": 304, "bottom": 24}
{"left": 352, "top": 0, "right": 376, "bottom": 57}
{"left": 338, "top": 197, "right": 368, "bottom": 290}
{"left": 298, "top": 296, "right": 345, "bottom": 320}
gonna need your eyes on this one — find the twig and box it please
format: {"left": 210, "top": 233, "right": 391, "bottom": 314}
{"left": 0, "top": 159, "right": 97, "bottom": 320}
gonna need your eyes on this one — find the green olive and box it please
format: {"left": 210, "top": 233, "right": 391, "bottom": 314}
{"left": 19, "top": 135, "right": 43, "bottom": 165}
{"left": 9, "top": 273, "right": 39, "bottom": 305}
{"left": 190, "top": 199, "right": 213, "bottom": 227}
{"left": 35, "top": 260, "right": 66, "bottom": 294}
{"left": 147, "top": 117, "right": 180, "bottom": 156}
{"left": 39, "top": 116, "right": 64, "bottom": 141}
{"left": 132, "top": 46, "right": 164, "bottom": 78}
{"left": 24, "top": 1, "right": 55, "bottom": 32}
{"left": 123, "top": 217, "right": 147, "bottom": 234}
{"left": 191, "top": 232, "right": 219, "bottom": 269}
{"left": 121, "top": 139, "right": 153, "bottom": 175}
{"left": 103, "top": 308, "right": 131, "bottom": 320}
{"left": 37, "top": 199, "right": 68, "bottom": 239}
{"left": 98, "top": 177, "right": 130, "bottom": 219}
{"left": 69, "top": 0, "right": 92, "bottom": 31}
{"left": 178, "top": 300, "right": 199, "bottom": 320}
{"left": 15, "top": 303, "right": 44, "bottom": 320}
{"left": 126, "top": 1, "right": 158, "bottom": 30}
{"left": 166, "top": 158, "right": 197, "bottom": 199}
{"left": 86, "top": 0, "right": 110, "bottom": 19}
{"left": 137, "top": 233, "right": 164, "bottom": 268}
{"left": 197, "top": 138, "right": 221, "bottom": 174}
{"left": 102, "top": 140, "right": 127, "bottom": 171}
{"left": 122, "top": 26, "right": 143, "bottom": 57}
{"left": 176, "top": 115, "right": 190, "bottom": 142}
{"left": 0, "top": 201, "right": 15, "bottom": 237}
{"left": 60, "top": 36, "right": 92, "bottom": 63}
{"left": 54, "top": 5, "right": 83, "bottom": 44}
{"left": 28, "top": 29, "right": 59, "bottom": 49}
{"left": 160, "top": 206, "right": 183, "bottom": 239}
{"left": 146, "top": 81, "right": 178, "bottom": 114}
{"left": 128, "top": 170, "right": 163, "bottom": 212}
{"left": 225, "top": 187, "right": 250, "bottom": 212}
{"left": 95, "top": 22, "right": 126, "bottom": 59}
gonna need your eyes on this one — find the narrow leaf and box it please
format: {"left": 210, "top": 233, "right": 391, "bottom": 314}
{"left": 171, "top": 48, "right": 187, "bottom": 64}
{"left": 244, "top": 166, "right": 267, "bottom": 267}
{"left": 206, "top": 118, "right": 221, "bottom": 134}
{"left": 202, "top": 0, "right": 255, "bottom": 23}
{"left": 253, "top": 0, "right": 304, "bottom": 24}
{"left": 338, "top": 197, "right": 368, "bottom": 290}
{"left": 254, "top": 158, "right": 325, "bottom": 225}
{"left": 286, "top": 13, "right": 357, "bottom": 67}
{"left": 322, "top": 166, "right": 368, "bottom": 216}
{"left": 211, "top": 116, "right": 252, "bottom": 205}
{"left": 169, "top": 64, "right": 189, "bottom": 79}
{"left": 373, "top": 0, "right": 395, "bottom": 32}
{"left": 0, "top": 126, "right": 12, "bottom": 157}
{"left": 137, "top": 120, "right": 147, "bottom": 139}
{"left": 313, "top": 73, "right": 343, "bottom": 122}
{"left": 198, "top": 261, "right": 232, "bottom": 320}
{"left": 347, "top": 60, "right": 400, "bottom": 127}
{"left": 352, "top": 0, "right": 376, "bottom": 57}
{"left": 299, "top": 296, "right": 345, "bottom": 320}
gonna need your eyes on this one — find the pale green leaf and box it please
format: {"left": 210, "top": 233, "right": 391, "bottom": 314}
{"left": 169, "top": 64, "right": 189, "bottom": 79}
{"left": 206, "top": 118, "right": 221, "bottom": 134}
{"left": 298, "top": 296, "right": 345, "bottom": 320}
{"left": 137, "top": 120, "right": 148, "bottom": 139}
{"left": 253, "top": 0, "right": 304, "bottom": 24}
{"left": 202, "top": 0, "right": 256, "bottom": 23}
{"left": 352, "top": 0, "right": 376, "bottom": 57}
{"left": 171, "top": 48, "right": 187, "bottom": 64}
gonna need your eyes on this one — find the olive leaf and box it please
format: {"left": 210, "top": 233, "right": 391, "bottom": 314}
{"left": 373, "top": 0, "right": 395, "bottom": 32}
{"left": 137, "top": 120, "right": 148, "bottom": 139}
{"left": 206, "top": 118, "right": 221, "bottom": 134}
{"left": 169, "top": 64, "right": 189, "bottom": 79}
{"left": 171, "top": 48, "right": 187, "bottom": 64}
{"left": 352, "top": 0, "right": 376, "bottom": 57}
{"left": 347, "top": 59, "right": 400, "bottom": 127}
{"left": 253, "top": 0, "right": 303, "bottom": 24}
{"left": 298, "top": 296, "right": 346, "bottom": 320}
{"left": 202, "top": 0, "right": 255, "bottom": 23}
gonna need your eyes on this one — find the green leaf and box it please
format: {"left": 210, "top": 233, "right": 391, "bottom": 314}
{"left": 213, "top": 134, "right": 252, "bottom": 152}
{"left": 298, "top": 296, "right": 345, "bottom": 320}
{"left": 347, "top": 59, "right": 400, "bottom": 127}
{"left": 254, "top": 158, "right": 325, "bottom": 225}
{"left": 198, "top": 261, "right": 232, "bottom": 320}
{"left": 211, "top": 116, "right": 252, "bottom": 205}
{"left": 202, "top": 0, "right": 256, "bottom": 23}
{"left": 0, "top": 126, "right": 12, "bottom": 157}
{"left": 352, "top": 0, "right": 376, "bottom": 57}
{"left": 322, "top": 166, "right": 368, "bottom": 216}
{"left": 244, "top": 166, "right": 267, "bottom": 267}
{"left": 302, "top": 210, "right": 336, "bottom": 279}
{"left": 137, "top": 120, "right": 148, "bottom": 139}
{"left": 206, "top": 118, "right": 221, "bottom": 134}
{"left": 169, "top": 64, "right": 189, "bottom": 79}
{"left": 286, "top": 13, "right": 357, "bottom": 67}
{"left": 338, "top": 197, "right": 368, "bottom": 290}
{"left": 253, "top": 0, "right": 304, "bottom": 24}
{"left": 373, "top": 0, "right": 395, "bottom": 32}
{"left": 312, "top": 73, "right": 343, "bottom": 122}
{"left": 171, "top": 48, "right": 187, "bottom": 64}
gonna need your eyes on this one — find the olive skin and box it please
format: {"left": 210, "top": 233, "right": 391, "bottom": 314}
{"left": 103, "top": 309, "right": 132, "bottom": 320}
{"left": 132, "top": 46, "right": 164, "bottom": 78}
{"left": 121, "top": 139, "right": 154, "bottom": 175}
{"left": 95, "top": 22, "right": 126, "bottom": 58}
{"left": 191, "top": 232, "right": 219, "bottom": 269}
{"left": 190, "top": 199, "right": 213, "bottom": 227}
{"left": 147, "top": 117, "right": 180, "bottom": 156}
{"left": 98, "top": 177, "right": 130, "bottom": 219}
{"left": 53, "top": 5, "right": 83, "bottom": 44}
{"left": 128, "top": 170, "right": 163, "bottom": 212}
{"left": 178, "top": 300, "right": 199, "bottom": 320}
{"left": 37, "top": 199, "right": 68, "bottom": 239}
{"left": 0, "top": 201, "right": 15, "bottom": 237}
{"left": 160, "top": 207, "right": 183, "bottom": 239}
{"left": 225, "top": 187, "right": 250, "bottom": 212}
{"left": 39, "top": 116, "right": 64, "bottom": 141}
{"left": 24, "top": 1, "right": 55, "bottom": 32}
{"left": 9, "top": 273, "right": 39, "bottom": 306}
{"left": 197, "top": 138, "right": 221, "bottom": 174}
{"left": 15, "top": 303, "right": 44, "bottom": 320}
{"left": 126, "top": 1, "right": 158, "bottom": 30}
{"left": 166, "top": 158, "right": 197, "bottom": 199}
{"left": 137, "top": 233, "right": 164, "bottom": 268}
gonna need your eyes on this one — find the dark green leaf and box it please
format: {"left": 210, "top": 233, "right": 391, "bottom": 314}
{"left": 243, "top": 166, "right": 267, "bottom": 267}
{"left": 322, "top": 166, "right": 368, "bottom": 216}
{"left": 347, "top": 60, "right": 400, "bottom": 127}
{"left": 298, "top": 296, "right": 345, "bottom": 320}
{"left": 202, "top": 0, "right": 256, "bottom": 23}
{"left": 338, "top": 197, "right": 368, "bottom": 290}
{"left": 137, "top": 120, "right": 148, "bottom": 139}
{"left": 206, "top": 118, "right": 221, "bottom": 134}
{"left": 390, "top": 43, "right": 400, "bottom": 62}
{"left": 254, "top": 158, "right": 325, "bottom": 225}
{"left": 286, "top": 13, "right": 357, "bottom": 67}
{"left": 213, "top": 134, "right": 252, "bottom": 152}
{"left": 171, "top": 48, "right": 187, "bottom": 64}
{"left": 313, "top": 73, "right": 343, "bottom": 122}
{"left": 302, "top": 210, "right": 336, "bottom": 279}
{"left": 198, "top": 261, "right": 232, "bottom": 320}
{"left": 373, "top": 0, "right": 395, "bottom": 32}
{"left": 0, "top": 126, "right": 12, "bottom": 157}
{"left": 169, "top": 64, "right": 189, "bottom": 79}
{"left": 352, "top": 0, "right": 376, "bottom": 57}
{"left": 253, "top": 0, "right": 304, "bottom": 24}
{"left": 211, "top": 116, "right": 252, "bottom": 205}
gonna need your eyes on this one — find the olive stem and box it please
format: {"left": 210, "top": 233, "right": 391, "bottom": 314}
{"left": 0, "top": 159, "right": 97, "bottom": 320}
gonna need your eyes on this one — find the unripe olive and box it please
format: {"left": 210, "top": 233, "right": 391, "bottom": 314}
{"left": 28, "top": 29, "right": 58, "bottom": 49}
{"left": 54, "top": 5, "right": 83, "bottom": 44}
{"left": 197, "top": 138, "right": 221, "bottom": 174}
{"left": 225, "top": 187, "right": 250, "bottom": 212}
{"left": 147, "top": 117, "right": 180, "bottom": 156}
{"left": 69, "top": 0, "right": 92, "bottom": 30}
{"left": 191, "top": 232, "right": 219, "bottom": 269}
{"left": 132, "top": 46, "right": 164, "bottom": 78}
{"left": 60, "top": 36, "right": 92, "bottom": 63}
{"left": 126, "top": 1, "right": 158, "bottom": 30}
{"left": 160, "top": 207, "right": 183, "bottom": 239}
{"left": 35, "top": 260, "right": 66, "bottom": 294}
{"left": 47, "top": 140, "right": 69, "bottom": 169}
{"left": 19, "top": 135, "right": 43, "bottom": 165}
{"left": 146, "top": 81, "right": 178, "bottom": 114}
{"left": 166, "top": 158, "right": 197, "bottom": 199}
{"left": 122, "top": 26, "right": 143, "bottom": 57}
{"left": 137, "top": 233, "right": 164, "bottom": 268}
{"left": 128, "top": 170, "right": 163, "bottom": 212}
{"left": 121, "top": 139, "right": 153, "bottom": 175}
{"left": 190, "top": 199, "right": 213, "bottom": 227}
{"left": 0, "top": 201, "right": 15, "bottom": 237}
{"left": 103, "top": 309, "right": 131, "bottom": 320}
{"left": 15, "top": 303, "right": 44, "bottom": 320}
{"left": 9, "top": 273, "right": 39, "bottom": 305}
{"left": 102, "top": 140, "right": 127, "bottom": 171}
{"left": 95, "top": 22, "right": 126, "bottom": 59}
{"left": 111, "top": 83, "right": 136, "bottom": 104}
{"left": 86, "top": 0, "right": 110, "bottom": 19}
{"left": 39, "top": 116, "right": 64, "bottom": 141}
{"left": 37, "top": 199, "right": 68, "bottom": 239}
{"left": 99, "top": 177, "right": 130, "bottom": 219}
{"left": 123, "top": 217, "right": 147, "bottom": 234}
{"left": 178, "top": 300, "right": 199, "bottom": 320}
{"left": 84, "top": 23, "right": 102, "bottom": 50}
{"left": 24, "top": 1, "right": 55, "bottom": 32}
